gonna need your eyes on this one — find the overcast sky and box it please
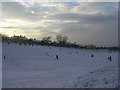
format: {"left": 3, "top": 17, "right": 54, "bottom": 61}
{"left": 0, "top": 1, "right": 118, "bottom": 47}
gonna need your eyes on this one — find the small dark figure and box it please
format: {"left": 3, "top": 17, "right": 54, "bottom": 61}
{"left": 105, "top": 82, "right": 108, "bottom": 84}
{"left": 69, "top": 52, "right": 71, "bottom": 55}
{"left": 91, "top": 54, "right": 94, "bottom": 58}
{"left": 108, "top": 56, "right": 112, "bottom": 61}
{"left": 56, "top": 55, "right": 59, "bottom": 60}
{"left": 76, "top": 51, "right": 78, "bottom": 53}
{"left": 8, "top": 42, "right": 10, "bottom": 44}
{"left": 4, "top": 55, "right": 6, "bottom": 59}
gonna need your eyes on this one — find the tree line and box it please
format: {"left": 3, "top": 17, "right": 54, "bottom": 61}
{"left": 0, "top": 33, "right": 119, "bottom": 51}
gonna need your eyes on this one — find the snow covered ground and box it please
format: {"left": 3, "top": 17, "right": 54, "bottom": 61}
{"left": 2, "top": 43, "right": 118, "bottom": 88}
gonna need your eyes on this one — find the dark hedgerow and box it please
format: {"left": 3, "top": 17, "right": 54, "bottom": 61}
{"left": 1, "top": 34, "right": 119, "bottom": 51}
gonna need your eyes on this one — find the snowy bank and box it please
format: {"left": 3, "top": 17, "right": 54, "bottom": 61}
{"left": 2, "top": 43, "right": 118, "bottom": 88}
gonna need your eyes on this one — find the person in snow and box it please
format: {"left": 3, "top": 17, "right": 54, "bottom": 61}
{"left": 3, "top": 55, "right": 6, "bottom": 59}
{"left": 108, "top": 56, "right": 112, "bottom": 61}
{"left": 91, "top": 54, "right": 94, "bottom": 58}
{"left": 55, "top": 55, "right": 59, "bottom": 60}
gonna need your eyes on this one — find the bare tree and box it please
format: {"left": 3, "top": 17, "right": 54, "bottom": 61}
{"left": 42, "top": 36, "right": 51, "bottom": 42}
{"left": 56, "top": 34, "right": 62, "bottom": 43}
{"left": 62, "top": 35, "right": 68, "bottom": 44}
{"left": 56, "top": 34, "right": 68, "bottom": 44}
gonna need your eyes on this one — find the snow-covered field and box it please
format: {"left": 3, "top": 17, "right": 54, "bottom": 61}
{"left": 2, "top": 43, "right": 118, "bottom": 88}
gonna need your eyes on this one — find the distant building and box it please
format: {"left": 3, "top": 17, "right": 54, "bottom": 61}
{"left": 11, "top": 35, "right": 28, "bottom": 40}
{"left": 47, "top": 41, "right": 52, "bottom": 44}
{"left": 31, "top": 39, "right": 41, "bottom": 42}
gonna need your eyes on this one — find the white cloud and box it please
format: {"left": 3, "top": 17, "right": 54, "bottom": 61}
{"left": 31, "top": 10, "right": 35, "bottom": 14}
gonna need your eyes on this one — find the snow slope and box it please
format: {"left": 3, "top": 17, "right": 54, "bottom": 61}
{"left": 66, "top": 64, "right": 118, "bottom": 88}
{"left": 2, "top": 43, "right": 118, "bottom": 88}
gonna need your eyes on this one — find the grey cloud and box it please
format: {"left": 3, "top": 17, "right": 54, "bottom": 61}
{"left": 47, "top": 12, "right": 117, "bottom": 24}
{"left": 43, "top": 11, "right": 118, "bottom": 46}
{"left": 0, "top": 26, "right": 42, "bottom": 30}
{"left": 2, "top": 2, "right": 42, "bottom": 22}
{"left": 0, "top": 26, "right": 19, "bottom": 29}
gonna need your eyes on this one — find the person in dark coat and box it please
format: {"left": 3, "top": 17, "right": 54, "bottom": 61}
{"left": 56, "top": 55, "right": 59, "bottom": 60}
{"left": 91, "top": 54, "right": 94, "bottom": 58}
{"left": 4, "top": 55, "right": 6, "bottom": 59}
{"left": 108, "top": 56, "right": 112, "bottom": 61}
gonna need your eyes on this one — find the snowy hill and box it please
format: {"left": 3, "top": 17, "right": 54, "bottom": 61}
{"left": 2, "top": 43, "right": 118, "bottom": 88}
{"left": 66, "top": 64, "right": 118, "bottom": 88}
